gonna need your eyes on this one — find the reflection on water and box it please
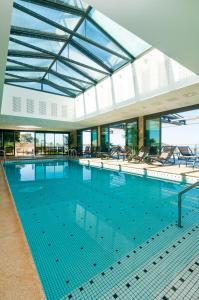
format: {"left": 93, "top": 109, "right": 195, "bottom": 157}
{"left": 5, "top": 161, "right": 69, "bottom": 182}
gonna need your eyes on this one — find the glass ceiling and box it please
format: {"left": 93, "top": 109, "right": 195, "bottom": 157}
{"left": 5, "top": 0, "right": 151, "bottom": 98}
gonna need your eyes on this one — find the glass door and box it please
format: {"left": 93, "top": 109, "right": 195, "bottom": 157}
{"left": 126, "top": 120, "right": 138, "bottom": 154}
{"left": 77, "top": 130, "right": 83, "bottom": 154}
{"left": 45, "top": 133, "right": 55, "bottom": 155}
{"left": 145, "top": 117, "right": 161, "bottom": 155}
{"left": 35, "top": 133, "right": 45, "bottom": 155}
{"left": 82, "top": 130, "right": 91, "bottom": 153}
{"left": 63, "top": 134, "right": 69, "bottom": 154}
{"left": 109, "top": 123, "right": 126, "bottom": 148}
{"left": 15, "top": 132, "right": 35, "bottom": 156}
{"left": 55, "top": 133, "right": 64, "bottom": 154}
{"left": 100, "top": 125, "right": 109, "bottom": 152}
{"left": 91, "top": 128, "right": 98, "bottom": 154}
{"left": 3, "top": 131, "right": 15, "bottom": 156}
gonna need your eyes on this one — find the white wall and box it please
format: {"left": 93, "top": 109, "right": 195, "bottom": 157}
{"left": 75, "top": 49, "right": 199, "bottom": 121}
{"left": 1, "top": 84, "right": 75, "bottom": 121}
{"left": 1, "top": 50, "right": 198, "bottom": 127}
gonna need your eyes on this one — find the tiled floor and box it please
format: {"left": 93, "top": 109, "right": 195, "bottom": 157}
{"left": 155, "top": 253, "right": 199, "bottom": 299}
{"left": 0, "top": 164, "right": 45, "bottom": 300}
{"left": 100, "top": 225, "right": 199, "bottom": 300}
{"left": 62, "top": 224, "right": 199, "bottom": 299}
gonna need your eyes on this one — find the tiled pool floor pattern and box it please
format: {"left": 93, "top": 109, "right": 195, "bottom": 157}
{"left": 4, "top": 160, "right": 199, "bottom": 300}
{"left": 155, "top": 253, "right": 199, "bottom": 300}
{"left": 99, "top": 224, "right": 199, "bottom": 300}
{"left": 62, "top": 224, "right": 199, "bottom": 299}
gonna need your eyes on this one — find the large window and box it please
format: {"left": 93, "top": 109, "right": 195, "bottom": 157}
{"left": 126, "top": 121, "right": 138, "bottom": 153}
{"left": 170, "top": 59, "right": 195, "bottom": 82}
{"left": 82, "top": 130, "right": 91, "bottom": 152}
{"left": 35, "top": 133, "right": 45, "bottom": 155}
{"left": 113, "top": 64, "right": 135, "bottom": 103}
{"left": 75, "top": 94, "right": 85, "bottom": 118}
{"left": 3, "top": 131, "right": 15, "bottom": 156}
{"left": 15, "top": 132, "right": 34, "bottom": 156}
{"left": 55, "top": 134, "right": 64, "bottom": 154}
{"left": 100, "top": 119, "right": 138, "bottom": 152}
{"left": 100, "top": 125, "right": 109, "bottom": 152}
{"left": 84, "top": 87, "right": 97, "bottom": 115}
{"left": 145, "top": 117, "right": 161, "bottom": 155}
{"left": 91, "top": 128, "right": 98, "bottom": 153}
{"left": 45, "top": 133, "right": 55, "bottom": 155}
{"left": 77, "top": 127, "right": 98, "bottom": 155}
{"left": 63, "top": 134, "right": 69, "bottom": 154}
{"left": 97, "top": 77, "right": 113, "bottom": 110}
{"left": 109, "top": 123, "right": 126, "bottom": 147}
{"left": 0, "top": 131, "right": 68, "bottom": 156}
{"left": 161, "top": 108, "right": 199, "bottom": 155}
{"left": 135, "top": 49, "right": 168, "bottom": 94}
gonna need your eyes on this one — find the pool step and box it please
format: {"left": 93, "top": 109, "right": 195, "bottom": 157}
{"left": 62, "top": 223, "right": 199, "bottom": 300}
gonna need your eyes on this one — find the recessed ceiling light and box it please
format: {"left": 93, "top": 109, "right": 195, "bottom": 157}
{"left": 16, "top": 125, "right": 42, "bottom": 129}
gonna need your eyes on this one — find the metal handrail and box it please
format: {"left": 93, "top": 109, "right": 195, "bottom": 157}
{"left": 178, "top": 180, "right": 199, "bottom": 227}
{"left": 0, "top": 150, "right": 6, "bottom": 161}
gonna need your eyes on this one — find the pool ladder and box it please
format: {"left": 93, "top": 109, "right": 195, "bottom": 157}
{"left": 178, "top": 180, "right": 199, "bottom": 227}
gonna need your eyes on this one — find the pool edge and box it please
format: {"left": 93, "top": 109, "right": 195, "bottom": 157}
{"left": 0, "top": 162, "right": 46, "bottom": 300}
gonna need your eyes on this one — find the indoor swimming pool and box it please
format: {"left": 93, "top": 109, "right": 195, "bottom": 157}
{"left": 3, "top": 159, "right": 199, "bottom": 300}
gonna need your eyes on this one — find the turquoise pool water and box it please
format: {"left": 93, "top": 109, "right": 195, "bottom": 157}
{"left": 4, "top": 160, "right": 199, "bottom": 300}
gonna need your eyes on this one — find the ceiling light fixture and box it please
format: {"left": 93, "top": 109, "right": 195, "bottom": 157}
{"left": 16, "top": 125, "right": 42, "bottom": 129}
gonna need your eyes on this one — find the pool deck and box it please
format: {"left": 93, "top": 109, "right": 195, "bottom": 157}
{"left": 0, "top": 157, "right": 198, "bottom": 300}
{"left": 0, "top": 163, "right": 45, "bottom": 300}
{"left": 80, "top": 158, "right": 199, "bottom": 183}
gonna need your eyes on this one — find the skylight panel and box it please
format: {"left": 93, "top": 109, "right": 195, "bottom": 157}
{"left": 12, "top": 7, "right": 65, "bottom": 35}
{"left": 7, "top": 57, "right": 53, "bottom": 68}
{"left": 73, "top": 37, "right": 126, "bottom": 70}
{"left": 62, "top": 45, "right": 108, "bottom": 72}
{"left": 77, "top": 19, "right": 130, "bottom": 58}
{"left": 8, "top": 40, "right": 41, "bottom": 52}
{"left": 7, "top": 71, "right": 45, "bottom": 78}
{"left": 12, "top": 36, "right": 64, "bottom": 54}
{"left": 61, "top": 0, "right": 88, "bottom": 10}
{"left": 90, "top": 10, "right": 151, "bottom": 57}
{"left": 53, "top": 61, "right": 93, "bottom": 84}
{"left": 69, "top": 63, "right": 106, "bottom": 81}
{"left": 43, "top": 84, "right": 67, "bottom": 96}
{"left": 7, "top": 81, "right": 42, "bottom": 90}
{"left": 5, "top": 0, "right": 152, "bottom": 97}
{"left": 47, "top": 73, "right": 82, "bottom": 92}
{"left": 15, "top": 0, "right": 81, "bottom": 30}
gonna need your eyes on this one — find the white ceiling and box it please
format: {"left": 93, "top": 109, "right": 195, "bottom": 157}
{"left": 88, "top": 0, "right": 199, "bottom": 75}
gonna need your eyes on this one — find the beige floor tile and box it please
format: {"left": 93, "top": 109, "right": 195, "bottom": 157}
{"left": 0, "top": 164, "right": 45, "bottom": 300}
